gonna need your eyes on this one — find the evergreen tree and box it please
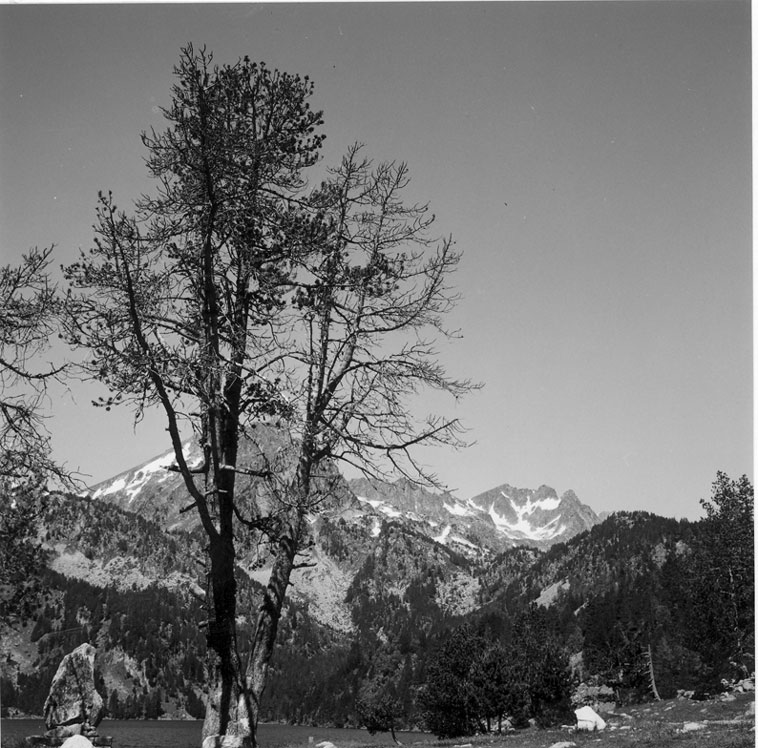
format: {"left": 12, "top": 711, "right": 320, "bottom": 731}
{"left": 693, "top": 472, "right": 754, "bottom": 679}
{"left": 504, "top": 607, "right": 572, "bottom": 727}
{"left": 356, "top": 671, "right": 405, "bottom": 744}
{"left": 469, "top": 642, "right": 510, "bottom": 732}
{"left": 419, "top": 624, "right": 486, "bottom": 738}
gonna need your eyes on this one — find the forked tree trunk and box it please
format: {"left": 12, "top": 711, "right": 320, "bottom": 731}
{"left": 201, "top": 524, "right": 301, "bottom": 748}
{"left": 202, "top": 535, "right": 254, "bottom": 748}
{"left": 202, "top": 423, "right": 311, "bottom": 748}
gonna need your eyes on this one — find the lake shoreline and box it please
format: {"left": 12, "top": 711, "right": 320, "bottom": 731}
{"left": 0, "top": 719, "right": 434, "bottom": 748}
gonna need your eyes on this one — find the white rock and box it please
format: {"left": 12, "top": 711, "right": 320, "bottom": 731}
{"left": 681, "top": 722, "right": 706, "bottom": 733}
{"left": 316, "top": 742, "right": 337, "bottom": 748}
{"left": 574, "top": 705, "right": 606, "bottom": 731}
{"left": 549, "top": 742, "right": 577, "bottom": 748}
{"left": 60, "top": 738, "right": 95, "bottom": 748}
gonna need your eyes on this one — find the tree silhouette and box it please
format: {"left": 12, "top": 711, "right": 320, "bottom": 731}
{"left": 62, "top": 44, "right": 475, "bottom": 747}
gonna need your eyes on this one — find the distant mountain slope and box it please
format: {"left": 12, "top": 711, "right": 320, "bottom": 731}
{"left": 349, "top": 477, "right": 599, "bottom": 553}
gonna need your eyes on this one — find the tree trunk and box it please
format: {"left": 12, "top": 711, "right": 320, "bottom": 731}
{"left": 645, "top": 645, "right": 661, "bottom": 702}
{"left": 202, "top": 534, "right": 253, "bottom": 748}
{"left": 245, "top": 529, "right": 299, "bottom": 740}
{"left": 202, "top": 429, "right": 310, "bottom": 748}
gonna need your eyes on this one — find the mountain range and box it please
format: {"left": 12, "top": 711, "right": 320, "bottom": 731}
{"left": 1, "top": 437, "right": 718, "bottom": 724}
{"left": 89, "top": 441, "right": 599, "bottom": 553}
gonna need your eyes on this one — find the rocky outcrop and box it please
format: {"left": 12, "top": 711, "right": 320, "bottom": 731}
{"left": 44, "top": 643, "right": 104, "bottom": 732}
{"left": 26, "top": 644, "right": 111, "bottom": 747}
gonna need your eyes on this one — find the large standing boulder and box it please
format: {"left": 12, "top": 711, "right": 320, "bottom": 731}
{"left": 43, "top": 644, "right": 104, "bottom": 734}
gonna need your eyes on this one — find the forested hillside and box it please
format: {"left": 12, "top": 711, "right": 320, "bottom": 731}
{"left": 1, "top": 473, "right": 753, "bottom": 734}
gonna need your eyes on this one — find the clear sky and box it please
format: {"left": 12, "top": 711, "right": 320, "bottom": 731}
{"left": 0, "top": 2, "right": 752, "bottom": 519}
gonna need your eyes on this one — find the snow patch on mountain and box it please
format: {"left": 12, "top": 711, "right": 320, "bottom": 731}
{"left": 450, "top": 534, "right": 479, "bottom": 550}
{"left": 501, "top": 490, "right": 562, "bottom": 514}
{"left": 443, "top": 500, "right": 474, "bottom": 517}
{"left": 434, "top": 525, "right": 451, "bottom": 543}
{"left": 91, "top": 441, "right": 197, "bottom": 501}
{"left": 356, "top": 495, "right": 402, "bottom": 519}
{"left": 122, "top": 451, "right": 181, "bottom": 502}
{"left": 489, "top": 500, "right": 566, "bottom": 541}
{"left": 93, "top": 476, "right": 128, "bottom": 498}
{"left": 511, "top": 496, "right": 561, "bottom": 515}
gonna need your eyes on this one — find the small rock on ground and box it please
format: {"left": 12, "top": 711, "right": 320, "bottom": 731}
{"left": 61, "top": 738, "right": 95, "bottom": 748}
{"left": 681, "top": 722, "right": 707, "bottom": 732}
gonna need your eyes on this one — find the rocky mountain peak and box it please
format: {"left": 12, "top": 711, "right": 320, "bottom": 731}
{"left": 87, "top": 435, "right": 600, "bottom": 555}
{"left": 348, "top": 477, "right": 598, "bottom": 553}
